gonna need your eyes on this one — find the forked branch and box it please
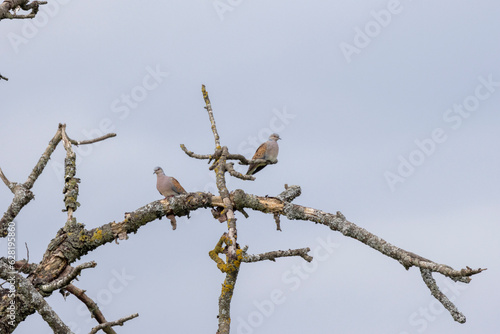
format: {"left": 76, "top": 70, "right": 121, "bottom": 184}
{"left": 65, "top": 283, "right": 119, "bottom": 334}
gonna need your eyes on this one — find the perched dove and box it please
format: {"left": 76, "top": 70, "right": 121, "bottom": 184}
{"left": 153, "top": 167, "right": 187, "bottom": 198}
{"left": 246, "top": 133, "right": 281, "bottom": 175}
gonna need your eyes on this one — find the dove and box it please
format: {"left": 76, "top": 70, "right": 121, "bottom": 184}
{"left": 153, "top": 167, "right": 187, "bottom": 198}
{"left": 246, "top": 133, "right": 281, "bottom": 175}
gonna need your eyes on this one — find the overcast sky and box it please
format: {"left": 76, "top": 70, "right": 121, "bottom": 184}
{"left": 1, "top": 1, "right": 499, "bottom": 333}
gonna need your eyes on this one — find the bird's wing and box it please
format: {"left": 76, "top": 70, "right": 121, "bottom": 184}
{"left": 171, "top": 177, "right": 187, "bottom": 194}
{"left": 251, "top": 142, "right": 268, "bottom": 160}
{"left": 247, "top": 142, "right": 269, "bottom": 175}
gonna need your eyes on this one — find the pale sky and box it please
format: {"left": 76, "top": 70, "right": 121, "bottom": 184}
{"left": 1, "top": 1, "right": 499, "bottom": 333}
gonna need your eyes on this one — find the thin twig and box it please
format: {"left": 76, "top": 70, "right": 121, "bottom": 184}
{"left": 17, "top": 242, "right": 30, "bottom": 274}
{"left": 66, "top": 284, "right": 118, "bottom": 334}
{"left": 226, "top": 153, "right": 250, "bottom": 164}
{"left": 69, "top": 133, "right": 116, "bottom": 146}
{"left": 180, "top": 144, "right": 213, "bottom": 160}
{"left": 88, "top": 313, "right": 139, "bottom": 334}
{"left": 24, "top": 125, "right": 63, "bottom": 188}
{"left": 0, "top": 74, "right": 7, "bottom": 81}
{"left": 225, "top": 162, "right": 254, "bottom": 181}
{"left": 242, "top": 247, "right": 312, "bottom": 263}
{"left": 0, "top": 167, "right": 13, "bottom": 190}
{"left": 201, "top": 84, "right": 221, "bottom": 148}
{"left": 420, "top": 268, "right": 466, "bottom": 323}
{"left": 273, "top": 212, "right": 282, "bottom": 231}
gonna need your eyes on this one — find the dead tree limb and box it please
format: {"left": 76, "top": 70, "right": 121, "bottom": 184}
{"left": 0, "top": 90, "right": 485, "bottom": 333}
{"left": 420, "top": 268, "right": 466, "bottom": 323}
{"left": 88, "top": 313, "right": 139, "bottom": 334}
{"left": 69, "top": 133, "right": 116, "bottom": 146}
{"left": 241, "top": 247, "right": 313, "bottom": 263}
{"left": 201, "top": 85, "right": 240, "bottom": 333}
{"left": 65, "top": 284, "right": 118, "bottom": 334}
{"left": 0, "top": 126, "right": 62, "bottom": 237}
{"left": 0, "top": 260, "right": 74, "bottom": 334}
{"left": 61, "top": 124, "right": 80, "bottom": 221}
{"left": 0, "top": 0, "right": 47, "bottom": 21}
{"left": 0, "top": 124, "right": 116, "bottom": 333}
{"left": 0, "top": 124, "right": 116, "bottom": 238}
{"left": 39, "top": 261, "right": 96, "bottom": 294}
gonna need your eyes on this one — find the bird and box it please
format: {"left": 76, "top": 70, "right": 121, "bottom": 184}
{"left": 246, "top": 133, "right": 281, "bottom": 175}
{"left": 153, "top": 166, "right": 187, "bottom": 198}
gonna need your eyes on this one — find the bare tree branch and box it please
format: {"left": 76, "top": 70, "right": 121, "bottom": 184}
{"left": 1, "top": 182, "right": 481, "bottom": 329}
{"left": 0, "top": 261, "right": 74, "bottom": 334}
{"left": 24, "top": 124, "right": 64, "bottom": 189}
{"left": 0, "top": 0, "right": 47, "bottom": 21}
{"left": 276, "top": 184, "right": 302, "bottom": 202}
{"left": 65, "top": 284, "right": 118, "bottom": 334}
{"left": 0, "top": 73, "right": 7, "bottom": 81}
{"left": 273, "top": 212, "right": 282, "bottom": 231}
{"left": 208, "top": 233, "right": 241, "bottom": 334}
{"left": 420, "top": 268, "right": 466, "bottom": 323}
{"left": 200, "top": 85, "right": 239, "bottom": 334}
{"left": 0, "top": 124, "right": 116, "bottom": 237}
{"left": 0, "top": 126, "right": 61, "bottom": 237}
{"left": 13, "top": 259, "right": 38, "bottom": 275}
{"left": 15, "top": 242, "right": 32, "bottom": 274}
{"left": 69, "top": 133, "right": 117, "bottom": 146}
{"left": 39, "top": 261, "right": 97, "bottom": 293}
{"left": 0, "top": 167, "right": 13, "bottom": 190}
{"left": 201, "top": 84, "right": 221, "bottom": 148}
{"left": 27, "top": 193, "right": 208, "bottom": 289}
{"left": 242, "top": 247, "right": 313, "bottom": 263}
{"left": 61, "top": 124, "right": 80, "bottom": 221}
{"left": 180, "top": 143, "right": 277, "bottom": 172}
{"left": 180, "top": 144, "right": 213, "bottom": 160}
{"left": 225, "top": 162, "right": 254, "bottom": 181}
{"left": 88, "top": 313, "right": 139, "bottom": 334}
